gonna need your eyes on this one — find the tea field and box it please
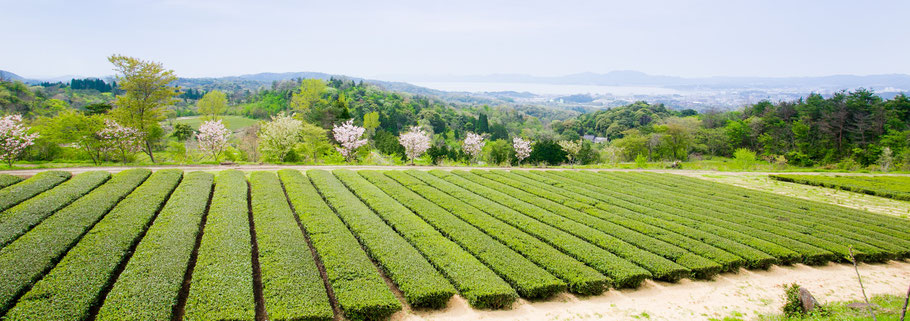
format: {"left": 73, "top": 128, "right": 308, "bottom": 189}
{"left": 0, "top": 169, "right": 907, "bottom": 320}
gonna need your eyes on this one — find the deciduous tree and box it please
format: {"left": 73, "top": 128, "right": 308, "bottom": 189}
{"left": 332, "top": 119, "right": 367, "bottom": 162}
{"left": 197, "top": 90, "right": 227, "bottom": 120}
{"left": 108, "top": 55, "right": 178, "bottom": 163}
{"left": 197, "top": 120, "right": 230, "bottom": 160}
{"left": 398, "top": 126, "right": 431, "bottom": 165}
{"left": 0, "top": 114, "right": 38, "bottom": 167}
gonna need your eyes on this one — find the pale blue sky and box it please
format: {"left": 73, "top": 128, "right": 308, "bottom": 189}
{"left": 2, "top": 0, "right": 909, "bottom": 79}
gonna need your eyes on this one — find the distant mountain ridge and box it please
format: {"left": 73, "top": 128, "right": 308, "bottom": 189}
{"left": 402, "top": 70, "right": 910, "bottom": 90}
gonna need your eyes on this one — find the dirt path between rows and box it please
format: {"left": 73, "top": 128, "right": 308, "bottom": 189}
{"left": 392, "top": 261, "right": 910, "bottom": 321}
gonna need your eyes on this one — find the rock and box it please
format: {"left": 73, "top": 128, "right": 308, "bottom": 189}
{"left": 799, "top": 287, "right": 820, "bottom": 313}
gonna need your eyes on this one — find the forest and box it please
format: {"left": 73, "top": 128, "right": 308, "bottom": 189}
{"left": 1, "top": 56, "right": 908, "bottom": 170}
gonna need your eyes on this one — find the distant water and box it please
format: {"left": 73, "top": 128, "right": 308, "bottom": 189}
{"left": 412, "top": 81, "right": 684, "bottom": 96}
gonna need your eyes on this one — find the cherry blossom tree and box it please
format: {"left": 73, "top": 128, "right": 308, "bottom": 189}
{"left": 258, "top": 113, "right": 302, "bottom": 162}
{"left": 333, "top": 119, "right": 367, "bottom": 162}
{"left": 462, "top": 132, "right": 485, "bottom": 164}
{"left": 98, "top": 119, "right": 142, "bottom": 163}
{"left": 398, "top": 126, "right": 431, "bottom": 165}
{"left": 197, "top": 120, "right": 230, "bottom": 161}
{"left": 0, "top": 114, "right": 39, "bottom": 167}
{"left": 513, "top": 137, "right": 532, "bottom": 166}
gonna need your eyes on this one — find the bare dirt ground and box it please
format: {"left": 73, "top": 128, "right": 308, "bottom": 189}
{"left": 392, "top": 261, "right": 910, "bottom": 321}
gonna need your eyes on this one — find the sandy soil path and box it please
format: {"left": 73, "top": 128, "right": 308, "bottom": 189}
{"left": 392, "top": 261, "right": 910, "bottom": 321}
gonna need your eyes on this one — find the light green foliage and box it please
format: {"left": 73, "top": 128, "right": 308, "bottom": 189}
{"left": 0, "top": 171, "right": 110, "bottom": 249}
{"left": 0, "top": 170, "right": 71, "bottom": 212}
{"left": 0, "top": 169, "right": 150, "bottom": 316}
{"left": 733, "top": 148, "right": 757, "bottom": 170}
{"left": 196, "top": 90, "right": 228, "bottom": 120}
{"left": 771, "top": 174, "right": 910, "bottom": 201}
{"left": 36, "top": 110, "right": 106, "bottom": 164}
{"left": 98, "top": 172, "right": 213, "bottom": 320}
{"left": 184, "top": 170, "right": 255, "bottom": 320}
{"left": 359, "top": 170, "right": 565, "bottom": 299}
{"left": 333, "top": 169, "right": 517, "bottom": 309}
{"left": 296, "top": 121, "right": 333, "bottom": 163}
{"left": 290, "top": 79, "right": 326, "bottom": 114}
{"left": 306, "top": 170, "right": 455, "bottom": 308}
{"left": 4, "top": 169, "right": 182, "bottom": 320}
{"left": 277, "top": 170, "right": 398, "bottom": 320}
{"left": 250, "top": 171, "right": 334, "bottom": 321}
{"left": 108, "top": 55, "right": 178, "bottom": 162}
{"left": 0, "top": 174, "right": 23, "bottom": 189}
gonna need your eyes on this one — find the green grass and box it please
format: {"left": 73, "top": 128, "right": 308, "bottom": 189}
{"left": 170, "top": 115, "right": 260, "bottom": 132}
{"left": 748, "top": 294, "right": 910, "bottom": 321}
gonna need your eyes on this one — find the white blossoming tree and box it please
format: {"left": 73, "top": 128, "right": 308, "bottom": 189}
{"left": 259, "top": 113, "right": 302, "bottom": 162}
{"left": 0, "top": 114, "right": 39, "bottom": 167}
{"left": 197, "top": 120, "right": 230, "bottom": 161}
{"left": 462, "top": 132, "right": 485, "bottom": 164}
{"left": 558, "top": 140, "right": 582, "bottom": 167}
{"left": 98, "top": 119, "right": 142, "bottom": 163}
{"left": 398, "top": 126, "right": 431, "bottom": 165}
{"left": 333, "top": 119, "right": 367, "bottom": 162}
{"left": 513, "top": 137, "right": 532, "bottom": 166}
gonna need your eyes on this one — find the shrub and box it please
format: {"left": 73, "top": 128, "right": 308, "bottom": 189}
{"left": 359, "top": 170, "right": 565, "bottom": 299}
{"left": 97, "top": 171, "right": 214, "bottom": 320}
{"left": 249, "top": 171, "right": 334, "bottom": 321}
{"left": 0, "top": 169, "right": 150, "bottom": 316}
{"left": 305, "top": 170, "right": 455, "bottom": 308}
{"left": 391, "top": 170, "right": 609, "bottom": 295}
{"left": 0, "top": 171, "right": 110, "bottom": 249}
{"left": 0, "top": 174, "right": 22, "bottom": 189}
{"left": 184, "top": 170, "right": 256, "bottom": 321}
{"left": 0, "top": 170, "right": 71, "bottom": 212}
{"left": 782, "top": 283, "right": 803, "bottom": 317}
{"left": 333, "top": 169, "right": 517, "bottom": 309}
{"left": 4, "top": 169, "right": 182, "bottom": 320}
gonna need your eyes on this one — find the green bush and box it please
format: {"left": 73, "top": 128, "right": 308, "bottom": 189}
{"left": 184, "top": 170, "right": 256, "bottom": 321}
{"left": 782, "top": 283, "right": 803, "bottom": 317}
{"left": 0, "top": 171, "right": 110, "bottom": 249}
{"left": 651, "top": 173, "right": 909, "bottom": 261}
{"left": 4, "top": 169, "right": 182, "bottom": 321}
{"left": 333, "top": 169, "right": 517, "bottom": 309}
{"left": 359, "top": 170, "right": 565, "bottom": 299}
{"left": 0, "top": 171, "right": 71, "bottom": 212}
{"left": 249, "top": 171, "right": 334, "bottom": 321}
{"left": 389, "top": 170, "right": 609, "bottom": 295}
{"left": 276, "top": 170, "right": 398, "bottom": 320}
{"left": 0, "top": 174, "right": 22, "bottom": 189}
{"left": 0, "top": 169, "right": 150, "bottom": 316}
{"left": 304, "top": 170, "right": 455, "bottom": 309}
{"left": 410, "top": 170, "right": 656, "bottom": 285}
{"left": 97, "top": 171, "right": 214, "bottom": 320}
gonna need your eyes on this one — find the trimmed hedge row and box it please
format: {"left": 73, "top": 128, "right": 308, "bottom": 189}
{"left": 502, "top": 170, "right": 784, "bottom": 268}
{"left": 385, "top": 170, "right": 609, "bottom": 295}
{"left": 654, "top": 173, "right": 910, "bottom": 248}
{"left": 185, "top": 170, "right": 256, "bottom": 321}
{"left": 603, "top": 172, "right": 886, "bottom": 262}
{"left": 333, "top": 169, "right": 517, "bottom": 309}
{"left": 358, "top": 170, "right": 565, "bottom": 299}
{"left": 488, "top": 170, "right": 792, "bottom": 267}
{"left": 250, "top": 171, "right": 335, "bottom": 321}
{"left": 432, "top": 170, "right": 716, "bottom": 281}
{"left": 276, "top": 170, "right": 398, "bottom": 320}
{"left": 96, "top": 172, "right": 214, "bottom": 320}
{"left": 0, "top": 174, "right": 22, "bottom": 189}
{"left": 0, "top": 171, "right": 71, "bottom": 212}
{"left": 771, "top": 174, "right": 910, "bottom": 201}
{"left": 410, "top": 170, "right": 657, "bottom": 286}
{"left": 0, "top": 169, "right": 150, "bottom": 316}
{"left": 453, "top": 170, "right": 767, "bottom": 270}
{"left": 4, "top": 169, "right": 182, "bottom": 321}
{"left": 0, "top": 171, "right": 110, "bottom": 249}
{"left": 622, "top": 173, "right": 908, "bottom": 261}
{"left": 305, "top": 169, "right": 456, "bottom": 309}
{"left": 566, "top": 171, "right": 839, "bottom": 265}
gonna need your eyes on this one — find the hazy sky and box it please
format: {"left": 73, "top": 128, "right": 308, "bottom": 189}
{"left": 3, "top": 0, "right": 909, "bottom": 80}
